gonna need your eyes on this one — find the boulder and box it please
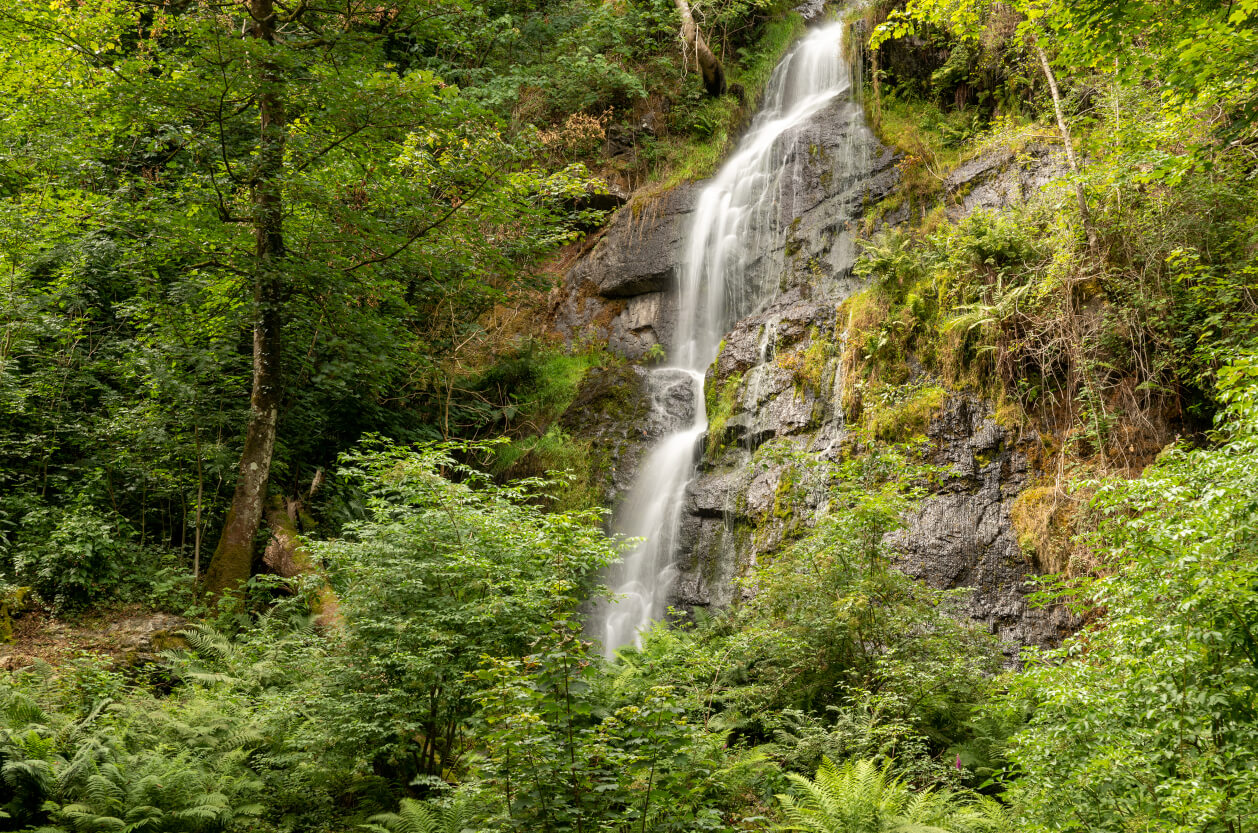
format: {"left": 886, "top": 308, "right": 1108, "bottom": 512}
{"left": 105, "top": 613, "right": 190, "bottom": 664}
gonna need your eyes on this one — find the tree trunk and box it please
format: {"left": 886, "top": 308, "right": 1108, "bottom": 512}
{"left": 204, "top": 0, "right": 286, "bottom": 596}
{"left": 262, "top": 486, "right": 342, "bottom": 628}
{"left": 674, "top": 0, "right": 726, "bottom": 96}
{"left": 1035, "top": 42, "right": 1097, "bottom": 250}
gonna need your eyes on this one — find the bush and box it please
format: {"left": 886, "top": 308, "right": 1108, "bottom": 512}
{"left": 1001, "top": 357, "right": 1258, "bottom": 831}
{"left": 310, "top": 439, "right": 619, "bottom": 783}
{"left": 11, "top": 501, "right": 128, "bottom": 611}
{"left": 776, "top": 757, "right": 1008, "bottom": 833}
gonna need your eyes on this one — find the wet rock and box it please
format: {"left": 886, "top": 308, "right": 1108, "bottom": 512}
{"left": 886, "top": 395, "right": 1078, "bottom": 651}
{"left": 568, "top": 185, "right": 696, "bottom": 299}
{"left": 552, "top": 188, "right": 694, "bottom": 359}
{"left": 794, "top": 0, "right": 827, "bottom": 20}
{"left": 673, "top": 514, "right": 745, "bottom": 609}
{"left": 606, "top": 291, "right": 677, "bottom": 359}
{"left": 708, "top": 288, "right": 834, "bottom": 379}
{"left": 554, "top": 93, "right": 895, "bottom": 363}
{"left": 650, "top": 368, "right": 698, "bottom": 431}
{"left": 686, "top": 469, "right": 743, "bottom": 518}
{"left": 558, "top": 365, "right": 655, "bottom": 504}
{"left": 945, "top": 143, "right": 1070, "bottom": 220}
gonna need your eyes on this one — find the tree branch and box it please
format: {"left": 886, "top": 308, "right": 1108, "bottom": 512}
{"left": 343, "top": 168, "right": 501, "bottom": 273}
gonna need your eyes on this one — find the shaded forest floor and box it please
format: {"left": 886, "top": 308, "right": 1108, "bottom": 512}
{"left": 1, "top": 604, "right": 182, "bottom": 669}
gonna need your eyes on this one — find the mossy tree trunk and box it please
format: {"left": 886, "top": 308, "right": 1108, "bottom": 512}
{"left": 204, "top": 0, "right": 286, "bottom": 596}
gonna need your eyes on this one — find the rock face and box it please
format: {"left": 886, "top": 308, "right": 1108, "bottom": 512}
{"left": 106, "top": 613, "right": 190, "bottom": 664}
{"left": 887, "top": 396, "right": 1079, "bottom": 649}
{"left": 671, "top": 286, "right": 852, "bottom": 611}
{"left": 944, "top": 143, "right": 1069, "bottom": 219}
{"left": 558, "top": 364, "right": 695, "bottom": 507}
{"left": 555, "top": 70, "right": 1078, "bottom": 652}
{"left": 552, "top": 186, "right": 695, "bottom": 359}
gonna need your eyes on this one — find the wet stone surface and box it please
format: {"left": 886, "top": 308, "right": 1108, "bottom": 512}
{"left": 886, "top": 396, "right": 1079, "bottom": 651}
{"left": 559, "top": 52, "right": 1080, "bottom": 653}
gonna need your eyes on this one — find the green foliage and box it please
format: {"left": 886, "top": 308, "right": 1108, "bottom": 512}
{"left": 649, "top": 11, "right": 806, "bottom": 187}
{"left": 616, "top": 447, "right": 1005, "bottom": 797}
{"left": 363, "top": 797, "right": 474, "bottom": 833}
{"left": 851, "top": 143, "right": 1258, "bottom": 444}
{"left": 0, "top": 661, "right": 266, "bottom": 832}
{"left": 0, "top": 0, "right": 615, "bottom": 603}
{"left": 312, "top": 440, "right": 617, "bottom": 781}
{"left": 775, "top": 757, "right": 1008, "bottom": 833}
{"left": 0, "top": 444, "right": 634, "bottom": 832}
{"left": 866, "top": 384, "right": 946, "bottom": 442}
{"left": 711, "top": 451, "right": 1001, "bottom": 752}
{"left": 475, "top": 618, "right": 727, "bottom": 832}
{"left": 999, "top": 358, "right": 1258, "bottom": 832}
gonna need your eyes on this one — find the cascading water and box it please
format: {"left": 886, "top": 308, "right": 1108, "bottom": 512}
{"left": 594, "top": 22, "right": 855, "bottom": 656}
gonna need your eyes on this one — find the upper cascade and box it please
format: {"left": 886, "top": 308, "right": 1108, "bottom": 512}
{"left": 593, "top": 21, "right": 859, "bottom": 656}
{"left": 674, "top": 21, "right": 851, "bottom": 371}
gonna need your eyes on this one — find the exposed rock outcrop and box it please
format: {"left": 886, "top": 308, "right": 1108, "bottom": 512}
{"left": 944, "top": 142, "right": 1069, "bottom": 219}
{"left": 887, "top": 396, "right": 1079, "bottom": 650}
{"left": 552, "top": 186, "right": 695, "bottom": 359}
{"left": 556, "top": 60, "right": 1079, "bottom": 652}
{"left": 105, "top": 613, "right": 190, "bottom": 665}
{"left": 557, "top": 363, "right": 696, "bottom": 507}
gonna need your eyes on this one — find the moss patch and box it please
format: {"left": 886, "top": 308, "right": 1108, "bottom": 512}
{"left": 1007, "top": 473, "right": 1105, "bottom": 577}
{"left": 866, "top": 384, "right": 947, "bottom": 443}
{"left": 705, "top": 371, "right": 745, "bottom": 456}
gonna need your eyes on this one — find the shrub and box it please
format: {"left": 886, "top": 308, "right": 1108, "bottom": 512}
{"left": 776, "top": 757, "right": 1008, "bottom": 833}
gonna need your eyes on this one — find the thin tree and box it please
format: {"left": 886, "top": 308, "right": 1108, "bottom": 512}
{"left": 674, "top": 0, "right": 726, "bottom": 96}
{"left": 204, "top": 0, "right": 286, "bottom": 595}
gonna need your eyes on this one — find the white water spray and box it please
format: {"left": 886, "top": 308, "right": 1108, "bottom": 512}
{"left": 594, "top": 22, "right": 853, "bottom": 656}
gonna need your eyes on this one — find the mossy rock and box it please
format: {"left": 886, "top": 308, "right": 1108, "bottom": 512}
{"left": 0, "top": 587, "right": 34, "bottom": 644}
{"left": 867, "top": 385, "right": 947, "bottom": 443}
{"left": 558, "top": 364, "right": 650, "bottom": 437}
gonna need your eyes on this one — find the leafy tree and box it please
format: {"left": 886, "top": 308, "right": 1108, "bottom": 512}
{"left": 1001, "top": 356, "right": 1258, "bottom": 831}
{"left": 474, "top": 618, "right": 727, "bottom": 833}
{"left": 308, "top": 440, "right": 618, "bottom": 781}
{"left": 0, "top": 1, "right": 597, "bottom": 595}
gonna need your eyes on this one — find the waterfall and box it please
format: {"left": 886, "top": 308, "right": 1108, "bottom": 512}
{"left": 594, "top": 22, "right": 854, "bottom": 656}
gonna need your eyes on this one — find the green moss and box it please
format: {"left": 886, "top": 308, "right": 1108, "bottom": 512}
{"left": 475, "top": 342, "right": 612, "bottom": 436}
{"left": 705, "top": 371, "right": 744, "bottom": 456}
{"left": 772, "top": 466, "right": 800, "bottom": 520}
{"left": 866, "top": 95, "right": 971, "bottom": 222}
{"left": 867, "top": 385, "right": 947, "bottom": 443}
{"left": 0, "top": 586, "right": 32, "bottom": 644}
{"left": 794, "top": 331, "right": 836, "bottom": 394}
{"left": 491, "top": 426, "right": 607, "bottom": 513}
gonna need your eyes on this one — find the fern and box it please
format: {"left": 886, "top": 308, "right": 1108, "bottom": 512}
{"left": 775, "top": 757, "right": 1008, "bottom": 833}
{"left": 364, "top": 798, "right": 471, "bottom": 833}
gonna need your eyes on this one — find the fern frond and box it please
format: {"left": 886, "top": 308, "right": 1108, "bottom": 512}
{"left": 774, "top": 757, "right": 1007, "bottom": 833}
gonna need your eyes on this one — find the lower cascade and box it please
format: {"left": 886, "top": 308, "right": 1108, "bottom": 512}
{"left": 592, "top": 21, "right": 869, "bottom": 655}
